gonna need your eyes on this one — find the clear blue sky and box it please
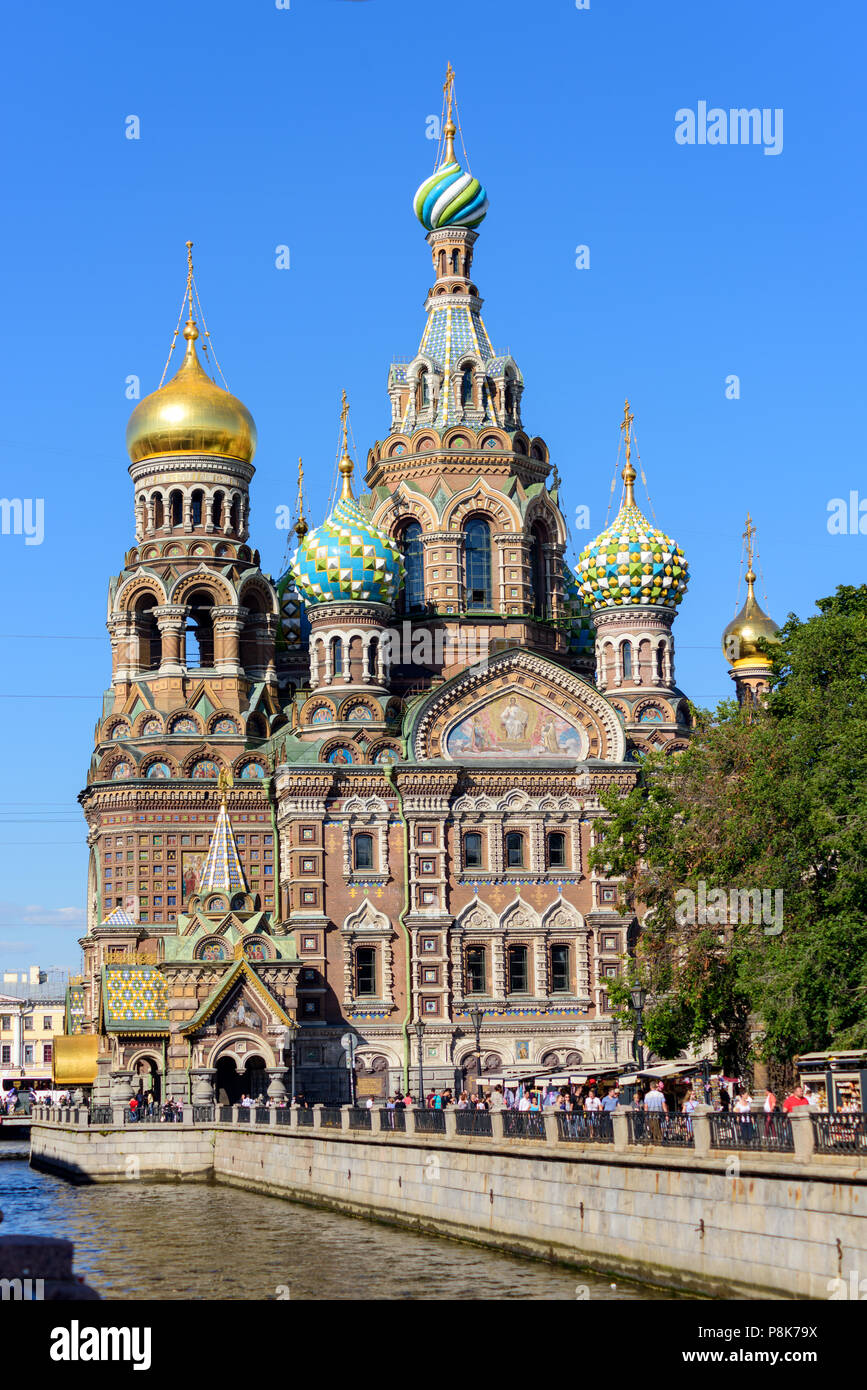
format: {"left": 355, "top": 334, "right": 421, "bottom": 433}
{"left": 0, "top": 0, "right": 863, "bottom": 973}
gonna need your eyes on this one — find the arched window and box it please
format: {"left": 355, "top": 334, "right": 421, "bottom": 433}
{"left": 191, "top": 489, "right": 204, "bottom": 526}
{"left": 185, "top": 590, "right": 214, "bottom": 669}
{"left": 418, "top": 368, "right": 430, "bottom": 408}
{"left": 530, "top": 519, "right": 549, "bottom": 618}
{"left": 464, "top": 517, "right": 492, "bottom": 610}
{"left": 169, "top": 490, "right": 183, "bottom": 527}
{"left": 505, "top": 831, "right": 524, "bottom": 868}
{"left": 656, "top": 643, "right": 665, "bottom": 680}
{"left": 460, "top": 366, "right": 473, "bottom": 407}
{"left": 547, "top": 831, "right": 566, "bottom": 868}
{"left": 463, "top": 832, "right": 483, "bottom": 868}
{"left": 400, "top": 521, "right": 424, "bottom": 613}
{"left": 353, "top": 833, "right": 374, "bottom": 871}
{"left": 330, "top": 636, "right": 343, "bottom": 678}
{"left": 622, "top": 643, "right": 633, "bottom": 680}
{"left": 212, "top": 491, "right": 224, "bottom": 529}
{"left": 451, "top": 249, "right": 460, "bottom": 274}
{"left": 134, "top": 595, "right": 161, "bottom": 671}
{"left": 229, "top": 495, "right": 240, "bottom": 534}
{"left": 153, "top": 493, "right": 164, "bottom": 529}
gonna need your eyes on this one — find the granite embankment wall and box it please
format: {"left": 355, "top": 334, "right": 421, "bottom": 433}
{"left": 30, "top": 1119, "right": 867, "bottom": 1299}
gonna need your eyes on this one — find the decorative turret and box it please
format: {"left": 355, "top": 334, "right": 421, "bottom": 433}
{"left": 722, "top": 514, "right": 780, "bottom": 707}
{"left": 578, "top": 404, "right": 691, "bottom": 745}
{"left": 412, "top": 64, "right": 488, "bottom": 232}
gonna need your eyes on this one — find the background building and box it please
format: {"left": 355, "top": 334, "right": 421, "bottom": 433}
{"left": 0, "top": 968, "right": 67, "bottom": 1098}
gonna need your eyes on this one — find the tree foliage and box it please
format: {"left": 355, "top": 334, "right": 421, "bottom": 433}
{"left": 593, "top": 585, "right": 867, "bottom": 1068}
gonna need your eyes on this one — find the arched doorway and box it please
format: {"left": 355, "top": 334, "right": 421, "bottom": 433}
{"left": 215, "top": 1055, "right": 241, "bottom": 1105}
{"left": 132, "top": 1055, "right": 161, "bottom": 1102}
{"left": 244, "top": 1055, "right": 267, "bottom": 1100}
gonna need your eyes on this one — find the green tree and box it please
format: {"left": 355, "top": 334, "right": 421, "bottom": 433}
{"left": 594, "top": 585, "right": 867, "bottom": 1069}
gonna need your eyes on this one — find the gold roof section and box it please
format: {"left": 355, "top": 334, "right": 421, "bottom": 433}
{"left": 722, "top": 513, "right": 781, "bottom": 668}
{"left": 52, "top": 1034, "right": 99, "bottom": 1086}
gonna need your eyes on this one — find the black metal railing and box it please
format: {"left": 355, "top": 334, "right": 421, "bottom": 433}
{"left": 629, "top": 1111, "right": 694, "bottom": 1147}
{"left": 380, "top": 1106, "right": 406, "bottom": 1131}
{"left": 556, "top": 1111, "right": 614, "bottom": 1143}
{"left": 414, "top": 1109, "right": 446, "bottom": 1134}
{"left": 89, "top": 1106, "right": 113, "bottom": 1125}
{"left": 296, "top": 1108, "right": 314, "bottom": 1127}
{"left": 275, "top": 1108, "right": 292, "bottom": 1125}
{"left": 455, "top": 1108, "right": 493, "bottom": 1137}
{"left": 812, "top": 1112, "right": 867, "bottom": 1155}
{"left": 319, "top": 1107, "right": 343, "bottom": 1129}
{"left": 348, "top": 1107, "right": 372, "bottom": 1130}
{"left": 219, "top": 1106, "right": 233, "bottom": 1123}
{"left": 255, "top": 1106, "right": 270, "bottom": 1124}
{"left": 237, "top": 1106, "right": 251, "bottom": 1123}
{"left": 710, "top": 1112, "right": 794, "bottom": 1153}
{"left": 502, "top": 1110, "right": 546, "bottom": 1140}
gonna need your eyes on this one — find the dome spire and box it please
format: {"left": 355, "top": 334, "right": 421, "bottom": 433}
{"left": 442, "top": 60, "right": 457, "bottom": 168}
{"left": 338, "top": 388, "right": 355, "bottom": 501}
{"left": 294, "top": 457, "right": 308, "bottom": 540}
{"left": 620, "top": 399, "right": 636, "bottom": 508}
{"left": 413, "top": 66, "right": 488, "bottom": 231}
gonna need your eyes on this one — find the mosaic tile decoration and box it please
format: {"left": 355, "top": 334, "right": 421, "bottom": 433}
{"left": 576, "top": 501, "right": 689, "bottom": 611}
{"left": 291, "top": 495, "right": 404, "bottom": 605}
{"left": 275, "top": 569, "right": 310, "bottom": 649}
{"left": 66, "top": 983, "right": 86, "bottom": 1035}
{"left": 561, "top": 562, "right": 596, "bottom": 655}
{"left": 102, "top": 905, "right": 136, "bottom": 926}
{"left": 197, "top": 800, "right": 247, "bottom": 895}
{"left": 103, "top": 965, "right": 168, "bottom": 1029}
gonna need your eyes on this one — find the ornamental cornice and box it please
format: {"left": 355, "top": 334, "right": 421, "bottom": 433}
{"left": 593, "top": 607, "right": 675, "bottom": 632}
{"left": 128, "top": 456, "right": 254, "bottom": 487}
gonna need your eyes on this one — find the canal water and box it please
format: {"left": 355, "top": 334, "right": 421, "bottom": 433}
{"left": 0, "top": 1152, "right": 680, "bottom": 1301}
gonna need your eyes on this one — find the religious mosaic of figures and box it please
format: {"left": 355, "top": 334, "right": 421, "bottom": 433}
{"left": 446, "top": 692, "right": 586, "bottom": 759}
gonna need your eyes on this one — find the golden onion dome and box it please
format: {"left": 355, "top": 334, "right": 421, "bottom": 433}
{"left": 722, "top": 568, "right": 780, "bottom": 667}
{"left": 126, "top": 318, "right": 256, "bottom": 465}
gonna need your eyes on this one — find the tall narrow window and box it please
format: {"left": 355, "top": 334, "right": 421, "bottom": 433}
{"left": 353, "top": 833, "right": 373, "bottom": 870}
{"left": 191, "top": 490, "right": 204, "bottom": 526}
{"left": 465, "top": 946, "right": 487, "bottom": 995}
{"left": 547, "top": 831, "right": 566, "bottom": 868}
{"left": 531, "top": 519, "right": 549, "bottom": 618}
{"left": 153, "top": 493, "right": 164, "bottom": 528}
{"left": 185, "top": 591, "right": 214, "bottom": 669}
{"left": 169, "top": 490, "right": 183, "bottom": 527}
{"left": 507, "top": 945, "right": 529, "bottom": 994}
{"left": 355, "top": 947, "right": 377, "bottom": 997}
{"left": 550, "top": 944, "right": 571, "bottom": 993}
{"left": 330, "top": 636, "right": 343, "bottom": 678}
{"left": 505, "top": 832, "right": 524, "bottom": 868}
{"left": 401, "top": 522, "right": 424, "bottom": 613}
{"left": 656, "top": 643, "right": 665, "bottom": 680}
{"left": 419, "top": 368, "right": 430, "bottom": 407}
{"left": 212, "top": 491, "right": 224, "bottom": 529}
{"left": 622, "top": 643, "right": 633, "bottom": 679}
{"left": 464, "top": 518, "right": 492, "bottom": 610}
{"left": 463, "top": 832, "right": 483, "bottom": 868}
{"left": 460, "top": 366, "right": 473, "bottom": 407}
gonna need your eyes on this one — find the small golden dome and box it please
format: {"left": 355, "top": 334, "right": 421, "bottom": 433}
{"left": 722, "top": 569, "right": 780, "bottom": 668}
{"left": 126, "top": 319, "right": 256, "bottom": 464}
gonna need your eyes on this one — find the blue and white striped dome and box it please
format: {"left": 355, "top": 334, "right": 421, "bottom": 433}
{"left": 290, "top": 494, "right": 404, "bottom": 606}
{"left": 413, "top": 159, "right": 488, "bottom": 231}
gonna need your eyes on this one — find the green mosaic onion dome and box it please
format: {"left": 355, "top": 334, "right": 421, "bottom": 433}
{"left": 413, "top": 115, "right": 488, "bottom": 231}
{"left": 561, "top": 563, "right": 596, "bottom": 654}
{"left": 577, "top": 502, "right": 689, "bottom": 612}
{"left": 290, "top": 459, "right": 404, "bottom": 606}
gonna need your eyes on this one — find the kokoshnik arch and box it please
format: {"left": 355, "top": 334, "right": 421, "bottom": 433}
{"left": 56, "top": 71, "right": 779, "bottom": 1105}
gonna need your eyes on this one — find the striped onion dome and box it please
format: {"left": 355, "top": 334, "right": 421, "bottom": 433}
{"left": 413, "top": 158, "right": 488, "bottom": 230}
{"left": 289, "top": 461, "right": 404, "bottom": 606}
{"left": 577, "top": 501, "right": 689, "bottom": 612}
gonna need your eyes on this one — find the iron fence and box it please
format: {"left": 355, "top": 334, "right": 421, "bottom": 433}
{"left": 556, "top": 1111, "right": 614, "bottom": 1143}
{"left": 812, "top": 1112, "right": 867, "bottom": 1156}
{"left": 237, "top": 1106, "right": 251, "bottom": 1123}
{"left": 89, "top": 1106, "right": 112, "bottom": 1125}
{"left": 455, "top": 1108, "right": 493, "bottom": 1137}
{"left": 254, "top": 1107, "right": 270, "bottom": 1124}
{"left": 348, "top": 1107, "right": 372, "bottom": 1130}
{"left": 275, "top": 1108, "right": 292, "bottom": 1125}
{"left": 629, "top": 1111, "right": 694, "bottom": 1147}
{"left": 319, "top": 1107, "right": 343, "bottom": 1129}
{"left": 218, "top": 1106, "right": 233, "bottom": 1123}
{"left": 502, "top": 1110, "right": 546, "bottom": 1140}
{"left": 381, "top": 1106, "right": 406, "bottom": 1131}
{"left": 710, "top": 1112, "right": 794, "bottom": 1153}
{"left": 414, "top": 1109, "right": 446, "bottom": 1134}
{"left": 296, "top": 1108, "right": 314, "bottom": 1127}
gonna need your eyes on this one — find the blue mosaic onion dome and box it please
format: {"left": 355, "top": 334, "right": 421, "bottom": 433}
{"left": 561, "top": 563, "right": 596, "bottom": 655}
{"left": 577, "top": 497, "right": 689, "bottom": 612}
{"left": 413, "top": 117, "right": 488, "bottom": 231}
{"left": 290, "top": 457, "right": 404, "bottom": 606}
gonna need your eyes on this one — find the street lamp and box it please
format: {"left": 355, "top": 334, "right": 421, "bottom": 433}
{"left": 414, "top": 1017, "right": 426, "bottom": 1105}
{"left": 629, "top": 984, "right": 647, "bottom": 1071}
{"left": 282, "top": 1021, "right": 299, "bottom": 1104}
{"left": 610, "top": 1018, "right": 619, "bottom": 1065}
{"left": 468, "top": 1006, "right": 485, "bottom": 1093}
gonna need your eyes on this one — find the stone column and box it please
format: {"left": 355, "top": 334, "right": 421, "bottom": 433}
{"left": 543, "top": 1111, "right": 561, "bottom": 1146}
{"left": 611, "top": 1105, "right": 631, "bottom": 1153}
{"left": 109, "top": 1070, "right": 134, "bottom": 1104}
{"left": 92, "top": 1055, "right": 112, "bottom": 1106}
{"left": 312, "top": 1103, "right": 325, "bottom": 1130}
{"left": 789, "top": 1106, "right": 816, "bottom": 1162}
{"left": 266, "top": 1068, "right": 288, "bottom": 1103}
{"left": 404, "top": 1107, "right": 420, "bottom": 1135}
{"left": 154, "top": 605, "right": 187, "bottom": 675}
{"left": 108, "top": 613, "right": 137, "bottom": 683}
{"left": 443, "top": 1108, "right": 458, "bottom": 1138}
{"left": 191, "top": 1068, "right": 216, "bottom": 1105}
{"left": 212, "top": 606, "right": 247, "bottom": 676}
{"left": 690, "top": 1104, "right": 712, "bottom": 1158}
{"left": 489, "top": 1110, "right": 505, "bottom": 1141}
